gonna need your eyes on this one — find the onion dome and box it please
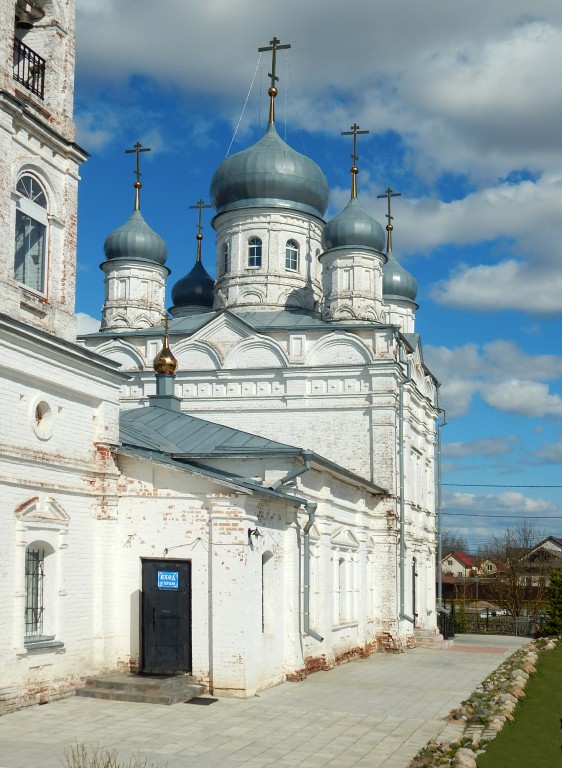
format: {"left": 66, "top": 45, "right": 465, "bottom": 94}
{"left": 322, "top": 197, "right": 385, "bottom": 252}
{"left": 210, "top": 123, "right": 329, "bottom": 219}
{"left": 103, "top": 210, "right": 167, "bottom": 266}
{"left": 171, "top": 260, "right": 214, "bottom": 310}
{"left": 170, "top": 199, "right": 215, "bottom": 315}
{"left": 383, "top": 251, "right": 418, "bottom": 302}
{"left": 378, "top": 186, "right": 418, "bottom": 302}
{"left": 153, "top": 318, "right": 178, "bottom": 375}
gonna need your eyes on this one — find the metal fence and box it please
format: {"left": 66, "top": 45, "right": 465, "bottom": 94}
{"left": 461, "top": 612, "right": 544, "bottom": 637}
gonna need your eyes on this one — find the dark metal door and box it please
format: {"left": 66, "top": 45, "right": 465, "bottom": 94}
{"left": 141, "top": 559, "right": 191, "bottom": 674}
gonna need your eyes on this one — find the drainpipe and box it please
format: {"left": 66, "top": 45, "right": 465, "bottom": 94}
{"left": 303, "top": 501, "right": 323, "bottom": 642}
{"left": 436, "top": 385, "right": 447, "bottom": 612}
{"left": 270, "top": 453, "right": 322, "bottom": 641}
{"left": 271, "top": 450, "right": 313, "bottom": 490}
{"left": 398, "top": 344, "right": 415, "bottom": 624}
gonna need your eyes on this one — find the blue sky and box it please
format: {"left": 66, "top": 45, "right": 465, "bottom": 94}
{"left": 73, "top": 1, "right": 562, "bottom": 550}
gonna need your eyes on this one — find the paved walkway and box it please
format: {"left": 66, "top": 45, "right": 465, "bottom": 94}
{"left": 0, "top": 635, "right": 529, "bottom": 768}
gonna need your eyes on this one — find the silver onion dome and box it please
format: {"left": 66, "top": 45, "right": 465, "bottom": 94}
{"left": 322, "top": 197, "right": 385, "bottom": 252}
{"left": 211, "top": 123, "right": 329, "bottom": 219}
{"left": 383, "top": 250, "right": 418, "bottom": 302}
{"left": 103, "top": 210, "right": 167, "bottom": 266}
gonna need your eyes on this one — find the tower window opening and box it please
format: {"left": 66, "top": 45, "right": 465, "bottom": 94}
{"left": 223, "top": 242, "right": 229, "bottom": 274}
{"left": 13, "top": 37, "right": 45, "bottom": 99}
{"left": 248, "top": 237, "right": 262, "bottom": 268}
{"left": 285, "top": 240, "right": 299, "bottom": 271}
{"left": 14, "top": 174, "right": 48, "bottom": 295}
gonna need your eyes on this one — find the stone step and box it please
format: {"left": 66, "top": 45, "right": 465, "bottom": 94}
{"left": 415, "top": 630, "right": 453, "bottom": 650}
{"left": 75, "top": 672, "right": 204, "bottom": 705}
{"left": 76, "top": 687, "right": 202, "bottom": 705}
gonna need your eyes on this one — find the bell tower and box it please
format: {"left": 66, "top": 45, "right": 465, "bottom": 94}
{"left": 0, "top": 0, "right": 87, "bottom": 341}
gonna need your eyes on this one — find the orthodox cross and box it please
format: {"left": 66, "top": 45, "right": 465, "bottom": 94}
{"left": 377, "top": 187, "right": 401, "bottom": 252}
{"left": 125, "top": 141, "right": 151, "bottom": 210}
{"left": 341, "top": 123, "right": 369, "bottom": 198}
{"left": 189, "top": 199, "right": 212, "bottom": 262}
{"left": 258, "top": 36, "right": 291, "bottom": 122}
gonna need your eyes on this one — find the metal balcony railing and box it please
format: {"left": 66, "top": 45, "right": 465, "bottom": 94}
{"left": 13, "top": 37, "right": 45, "bottom": 99}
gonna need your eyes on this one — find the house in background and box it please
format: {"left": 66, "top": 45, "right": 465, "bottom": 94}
{"left": 442, "top": 551, "right": 475, "bottom": 578}
{"left": 476, "top": 557, "right": 505, "bottom": 577}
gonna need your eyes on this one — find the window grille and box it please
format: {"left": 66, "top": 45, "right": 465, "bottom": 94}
{"left": 223, "top": 243, "right": 229, "bottom": 274}
{"left": 25, "top": 548, "right": 45, "bottom": 636}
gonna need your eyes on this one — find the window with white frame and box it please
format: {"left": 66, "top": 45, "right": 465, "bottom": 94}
{"left": 17, "top": 498, "right": 68, "bottom": 648}
{"left": 285, "top": 239, "right": 298, "bottom": 270}
{"left": 14, "top": 174, "right": 48, "bottom": 294}
{"left": 248, "top": 237, "right": 262, "bottom": 268}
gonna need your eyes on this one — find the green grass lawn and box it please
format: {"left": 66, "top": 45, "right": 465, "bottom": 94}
{"left": 477, "top": 641, "right": 562, "bottom": 768}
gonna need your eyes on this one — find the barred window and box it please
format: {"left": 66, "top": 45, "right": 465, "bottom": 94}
{"left": 25, "top": 547, "right": 45, "bottom": 637}
{"left": 223, "top": 242, "right": 229, "bottom": 274}
{"left": 248, "top": 237, "right": 262, "bottom": 268}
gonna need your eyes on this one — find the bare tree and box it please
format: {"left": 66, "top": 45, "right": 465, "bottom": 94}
{"left": 441, "top": 529, "right": 469, "bottom": 555}
{"left": 484, "top": 521, "right": 547, "bottom": 617}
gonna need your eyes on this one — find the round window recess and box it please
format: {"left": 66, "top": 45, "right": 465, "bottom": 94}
{"left": 32, "top": 399, "right": 53, "bottom": 440}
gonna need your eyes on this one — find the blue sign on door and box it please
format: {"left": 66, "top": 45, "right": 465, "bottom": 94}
{"left": 157, "top": 571, "right": 179, "bottom": 590}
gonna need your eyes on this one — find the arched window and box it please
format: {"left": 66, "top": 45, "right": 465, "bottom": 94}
{"left": 285, "top": 239, "right": 298, "bottom": 271}
{"left": 222, "top": 242, "right": 229, "bottom": 274}
{"left": 14, "top": 174, "right": 48, "bottom": 294}
{"left": 248, "top": 237, "right": 262, "bottom": 268}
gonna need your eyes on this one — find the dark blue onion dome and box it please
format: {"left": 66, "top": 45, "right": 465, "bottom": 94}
{"left": 104, "top": 210, "right": 167, "bottom": 266}
{"left": 322, "top": 197, "right": 385, "bottom": 251}
{"left": 171, "top": 260, "right": 214, "bottom": 310}
{"left": 383, "top": 250, "right": 418, "bottom": 302}
{"left": 210, "top": 123, "right": 329, "bottom": 219}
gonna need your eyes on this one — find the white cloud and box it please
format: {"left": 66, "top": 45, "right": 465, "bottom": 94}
{"left": 74, "top": 3, "right": 562, "bottom": 182}
{"left": 75, "top": 109, "right": 118, "bottom": 151}
{"left": 431, "top": 259, "right": 562, "bottom": 316}
{"left": 444, "top": 489, "right": 559, "bottom": 516}
{"left": 481, "top": 380, "right": 562, "bottom": 417}
{"left": 76, "top": 312, "right": 101, "bottom": 335}
{"left": 425, "top": 341, "right": 562, "bottom": 418}
{"left": 441, "top": 489, "right": 561, "bottom": 544}
{"left": 536, "top": 437, "right": 562, "bottom": 463}
{"left": 445, "top": 438, "right": 515, "bottom": 459}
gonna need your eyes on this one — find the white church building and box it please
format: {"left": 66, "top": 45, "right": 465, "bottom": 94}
{"left": 0, "top": 2, "right": 440, "bottom": 711}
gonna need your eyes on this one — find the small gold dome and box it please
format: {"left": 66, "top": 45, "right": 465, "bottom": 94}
{"left": 153, "top": 337, "right": 178, "bottom": 376}
{"left": 153, "top": 345, "right": 178, "bottom": 375}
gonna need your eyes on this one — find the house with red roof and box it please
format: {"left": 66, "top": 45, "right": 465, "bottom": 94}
{"left": 441, "top": 550, "right": 475, "bottom": 578}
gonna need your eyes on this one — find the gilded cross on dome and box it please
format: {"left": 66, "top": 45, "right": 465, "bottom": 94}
{"left": 258, "top": 36, "right": 291, "bottom": 123}
{"left": 125, "top": 141, "right": 151, "bottom": 210}
{"left": 377, "top": 187, "right": 402, "bottom": 252}
{"left": 341, "top": 123, "right": 369, "bottom": 198}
